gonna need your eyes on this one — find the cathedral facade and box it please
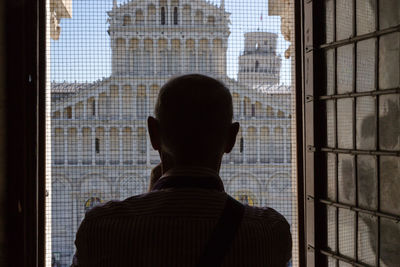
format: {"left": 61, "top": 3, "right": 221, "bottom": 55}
{"left": 50, "top": 0, "right": 293, "bottom": 265}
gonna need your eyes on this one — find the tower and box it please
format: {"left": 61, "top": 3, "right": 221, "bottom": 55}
{"left": 238, "top": 32, "right": 281, "bottom": 89}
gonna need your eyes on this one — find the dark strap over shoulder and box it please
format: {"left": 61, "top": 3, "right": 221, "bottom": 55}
{"left": 196, "top": 196, "right": 245, "bottom": 267}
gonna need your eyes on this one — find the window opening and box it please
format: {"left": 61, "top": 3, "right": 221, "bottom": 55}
{"left": 46, "top": 1, "right": 298, "bottom": 266}
{"left": 161, "top": 7, "right": 166, "bottom": 25}
{"left": 173, "top": 7, "right": 178, "bottom": 25}
{"left": 95, "top": 138, "right": 100, "bottom": 154}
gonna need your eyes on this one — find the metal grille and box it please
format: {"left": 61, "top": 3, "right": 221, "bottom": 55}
{"left": 304, "top": 0, "right": 400, "bottom": 266}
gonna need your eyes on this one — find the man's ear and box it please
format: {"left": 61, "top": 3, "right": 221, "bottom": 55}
{"left": 224, "top": 122, "right": 240, "bottom": 153}
{"left": 147, "top": 116, "right": 161, "bottom": 151}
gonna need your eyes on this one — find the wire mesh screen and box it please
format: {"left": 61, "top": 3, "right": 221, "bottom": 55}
{"left": 318, "top": 0, "right": 400, "bottom": 266}
{"left": 46, "top": 0, "right": 297, "bottom": 266}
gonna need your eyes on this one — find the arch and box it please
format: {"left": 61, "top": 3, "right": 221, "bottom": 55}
{"left": 173, "top": 7, "right": 178, "bottom": 25}
{"left": 158, "top": 38, "right": 168, "bottom": 74}
{"left": 95, "top": 127, "right": 105, "bottom": 165}
{"left": 226, "top": 173, "right": 262, "bottom": 205}
{"left": 109, "top": 127, "right": 119, "bottom": 165}
{"left": 80, "top": 173, "right": 112, "bottom": 196}
{"left": 260, "top": 127, "right": 270, "bottom": 163}
{"left": 135, "top": 9, "right": 144, "bottom": 25}
{"left": 75, "top": 101, "right": 84, "bottom": 119}
{"left": 123, "top": 15, "right": 131, "bottom": 26}
{"left": 182, "top": 5, "right": 191, "bottom": 25}
{"left": 243, "top": 97, "right": 251, "bottom": 117}
{"left": 207, "top": 16, "right": 215, "bottom": 26}
{"left": 231, "top": 127, "right": 243, "bottom": 163}
{"left": 194, "top": 10, "right": 203, "bottom": 24}
{"left": 232, "top": 93, "right": 240, "bottom": 118}
{"left": 98, "top": 92, "right": 107, "bottom": 119}
{"left": 147, "top": 4, "right": 156, "bottom": 24}
{"left": 266, "top": 105, "right": 274, "bottom": 117}
{"left": 122, "top": 127, "right": 133, "bottom": 164}
{"left": 247, "top": 127, "right": 257, "bottom": 163}
{"left": 212, "top": 39, "right": 223, "bottom": 73}
{"left": 160, "top": 6, "right": 167, "bottom": 25}
{"left": 267, "top": 172, "right": 291, "bottom": 194}
{"left": 52, "top": 111, "right": 61, "bottom": 119}
{"left": 136, "top": 127, "right": 147, "bottom": 164}
{"left": 136, "top": 85, "right": 147, "bottom": 119}
{"left": 185, "top": 39, "right": 196, "bottom": 72}
{"left": 149, "top": 84, "right": 160, "bottom": 116}
{"left": 119, "top": 175, "right": 147, "bottom": 199}
{"left": 198, "top": 38, "right": 209, "bottom": 72}
{"left": 122, "top": 85, "right": 133, "bottom": 119}
{"left": 143, "top": 39, "right": 154, "bottom": 74}
{"left": 67, "top": 128, "right": 78, "bottom": 164}
{"left": 53, "top": 128, "right": 64, "bottom": 164}
{"left": 110, "top": 85, "right": 119, "bottom": 118}
{"left": 114, "top": 38, "right": 126, "bottom": 74}
{"left": 272, "top": 127, "right": 284, "bottom": 163}
{"left": 129, "top": 38, "right": 140, "bottom": 74}
{"left": 82, "top": 127, "right": 92, "bottom": 164}
{"left": 64, "top": 106, "right": 72, "bottom": 119}
{"left": 87, "top": 97, "right": 96, "bottom": 118}
{"left": 171, "top": 39, "right": 181, "bottom": 73}
{"left": 255, "top": 101, "right": 262, "bottom": 117}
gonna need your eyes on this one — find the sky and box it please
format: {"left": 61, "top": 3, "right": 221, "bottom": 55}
{"left": 50, "top": 0, "right": 292, "bottom": 84}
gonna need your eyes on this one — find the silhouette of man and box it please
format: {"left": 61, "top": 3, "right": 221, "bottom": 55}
{"left": 72, "top": 74, "right": 292, "bottom": 267}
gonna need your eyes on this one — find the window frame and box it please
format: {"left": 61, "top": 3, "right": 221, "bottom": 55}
{"left": 5, "top": 0, "right": 306, "bottom": 266}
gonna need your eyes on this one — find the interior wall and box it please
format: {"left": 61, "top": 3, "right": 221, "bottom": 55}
{"left": 0, "top": 0, "right": 6, "bottom": 264}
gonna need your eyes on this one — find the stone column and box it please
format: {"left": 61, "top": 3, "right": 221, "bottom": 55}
{"left": 95, "top": 96, "right": 99, "bottom": 119}
{"left": 105, "top": 127, "right": 110, "bottom": 165}
{"left": 78, "top": 128, "right": 83, "bottom": 165}
{"left": 242, "top": 127, "right": 247, "bottom": 164}
{"left": 283, "top": 127, "right": 288, "bottom": 163}
{"left": 257, "top": 127, "right": 261, "bottom": 163}
{"left": 64, "top": 127, "right": 68, "bottom": 165}
{"left": 119, "top": 128, "right": 123, "bottom": 165}
{"left": 118, "top": 85, "right": 123, "bottom": 120}
{"left": 83, "top": 101, "right": 87, "bottom": 120}
{"left": 91, "top": 127, "right": 95, "bottom": 165}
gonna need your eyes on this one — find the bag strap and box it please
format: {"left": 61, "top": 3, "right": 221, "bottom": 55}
{"left": 196, "top": 196, "right": 245, "bottom": 267}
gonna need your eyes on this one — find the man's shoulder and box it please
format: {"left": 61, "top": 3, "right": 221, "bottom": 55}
{"left": 83, "top": 192, "right": 153, "bottom": 221}
{"left": 243, "top": 205, "right": 290, "bottom": 229}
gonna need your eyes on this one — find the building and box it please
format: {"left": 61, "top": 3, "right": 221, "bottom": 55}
{"left": 50, "top": 0, "right": 293, "bottom": 265}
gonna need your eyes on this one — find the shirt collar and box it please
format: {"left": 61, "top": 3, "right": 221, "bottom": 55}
{"left": 153, "top": 166, "right": 224, "bottom": 192}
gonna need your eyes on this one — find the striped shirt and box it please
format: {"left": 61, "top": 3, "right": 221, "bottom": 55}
{"left": 73, "top": 168, "right": 292, "bottom": 267}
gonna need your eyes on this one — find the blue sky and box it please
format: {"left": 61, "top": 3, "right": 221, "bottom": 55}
{"left": 51, "top": 0, "right": 291, "bottom": 84}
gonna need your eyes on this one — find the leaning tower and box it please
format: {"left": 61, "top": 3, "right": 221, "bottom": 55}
{"left": 238, "top": 32, "right": 282, "bottom": 89}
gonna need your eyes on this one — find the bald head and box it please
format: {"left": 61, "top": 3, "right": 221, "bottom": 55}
{"left": 149, "top": 74, "right": 237, "bottom": 164}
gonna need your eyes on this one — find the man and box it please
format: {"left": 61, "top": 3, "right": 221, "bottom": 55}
{"left": 73, "top": 74, "right": 292, "bottom": 266}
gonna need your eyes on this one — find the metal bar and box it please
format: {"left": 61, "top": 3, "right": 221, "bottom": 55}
{"left": 352, "top": 0, "right": 358, "bottom": 260}
{"left": 319, "top": 87, "right": 400, "bottom": 100}
{"left": 319, "top": 199, "right": 400, "bottom": 222}
{"left": 318, "top": 249, "right": 374, "bottom": 267}
{"left": 318, "top": 24, "right": 400, "bottom": 50}
{"left": 304, "top": 0, "right": 316, "bottom": 265}
{"left": 375, "top": 1, "right": 381, "bottom": 265}
{"left": 320, "top": 147, "right": 400, "bottom": 157}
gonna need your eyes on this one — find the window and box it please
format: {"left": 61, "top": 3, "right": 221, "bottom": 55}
{"left": 123, "top": 15, "right": 131, "bottom": 26}
{"left": 173, "top": 7, "right": 178, "bottom": 25}
{"left": 95, "top": 138, "right": 100, "bottom": 154}
{"left": 46, "top": 1, "right": 299, "bottom": 266}
{"left": 304, "top": 0, "right": 400, "bottom": 266}
{"left": 161, "top": 7, "right": 166, "bottom": 25}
